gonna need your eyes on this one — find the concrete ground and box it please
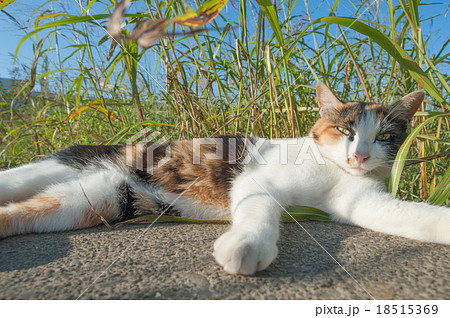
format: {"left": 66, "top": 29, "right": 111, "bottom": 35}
{"left": 0, "top": 221, "right": 449, "bottom": 300}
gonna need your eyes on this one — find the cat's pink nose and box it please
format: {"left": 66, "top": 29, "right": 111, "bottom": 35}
{"left": 354, "top": 152, "right": 370, "bottom": 165}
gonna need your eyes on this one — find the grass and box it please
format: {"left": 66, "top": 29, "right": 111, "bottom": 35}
{"left": 0, "top": 0, "right": 449, "bottom": 205}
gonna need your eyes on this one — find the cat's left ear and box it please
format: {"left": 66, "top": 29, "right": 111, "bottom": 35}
{"left": 388, "top": 91, "right": 424, "bottom": 120}
{"left": 316, "top": 81, "right": 343, "bottom": 117}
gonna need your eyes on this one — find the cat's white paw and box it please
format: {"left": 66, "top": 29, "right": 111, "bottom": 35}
{"left": 213, "top": 229, "right": 278, "bottom": 275}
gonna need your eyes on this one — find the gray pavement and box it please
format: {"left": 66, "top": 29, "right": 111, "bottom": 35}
{"left": 0, "top": 221, "right": 449, "bottom": 299}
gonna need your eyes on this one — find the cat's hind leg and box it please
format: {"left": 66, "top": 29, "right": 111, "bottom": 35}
{"left": 0, "top": 159, "right": 78, "bottom": 205}
{"left": 0, "top": 168, "right": 130, "bottom": 238}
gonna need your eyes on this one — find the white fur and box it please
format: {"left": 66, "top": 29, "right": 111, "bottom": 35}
{"left": 325, "top": 174, "right": 450, "bottom": 244}
{"left": 213, "top": 136, "right": 450, "bottom": 275}
{"left": 0, "top": 159, "right": 78, "bottom": 205}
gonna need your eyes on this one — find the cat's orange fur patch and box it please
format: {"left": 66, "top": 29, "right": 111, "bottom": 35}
{"left": 150, "top": 140, "right": 233, "bottom": 209}
{"left": 311, "top": 123, "right": 341, "bottom": 145}
{"left": 0, "top": 194, "right": 61, "bottom": 237}
{"left": 123, "top": 137, "right": 247, "bottom": 211}
{"left": 0, "top": 213, "right": 13, "bottom": 236}
{"left": 17, "top": 194, "right": 61, "bottom": 221}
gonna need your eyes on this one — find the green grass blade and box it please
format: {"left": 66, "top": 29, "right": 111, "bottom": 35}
{"left": 428, "top": 167, "right": 450, "bottom": 205}
{"left": 283, "top": 206, "right": 331, "bottom": 222}
{"left": 316, "top": 16, "right": 447, "bottom": 107}
{"left": 116, "top": 206, "right": 331, "bottom": 226}
{"left": 389, "top": 113, "right": 450, "bottom": 197}
{"left": 255, "top": 0, "right": 284, "bottom": 45}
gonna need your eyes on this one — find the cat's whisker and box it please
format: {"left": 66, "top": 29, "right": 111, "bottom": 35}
{"left": 365, "top": 158, "right": 447, "bottom": 170}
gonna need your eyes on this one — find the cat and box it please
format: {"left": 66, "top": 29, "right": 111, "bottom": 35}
{"left": 1, "top": 81, "right": 449, "bottom": 276}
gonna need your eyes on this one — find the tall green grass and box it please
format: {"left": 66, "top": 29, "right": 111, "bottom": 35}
{"left": 1, "top": 0, "right": 449, "bottom": 204}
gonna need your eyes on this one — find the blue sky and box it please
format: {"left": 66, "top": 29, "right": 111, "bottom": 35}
{"left": 0, "top": 0, "right": 449, "bottom": 80}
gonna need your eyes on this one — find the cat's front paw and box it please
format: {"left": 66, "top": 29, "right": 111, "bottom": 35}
{"left": 213, "top": 229, "right": 278, "bottom": 275}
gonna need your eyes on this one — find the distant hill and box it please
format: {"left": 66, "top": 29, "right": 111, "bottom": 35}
{"left": 0, "top": 77, "right": 16, "bottom": 91}
{"left": 0, "top": 77, "right": 49, "bottom": 98}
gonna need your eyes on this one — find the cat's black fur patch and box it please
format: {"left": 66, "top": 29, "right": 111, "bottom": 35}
{"left": 157, "top": 203, "right": 180, "bottom": 216}
{"left": 50, "top": 145, "right": 123, "bottom": 169}
{"left": 118, "top": 183, "right": 138, "bottom": 221}
{"left": 117, "top": 183, "right": 181, "bottom": 220}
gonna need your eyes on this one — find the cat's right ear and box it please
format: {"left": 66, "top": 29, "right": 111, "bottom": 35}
{"left": 316, "top": 81, "right": 343, "bottom": 117}
{"left": 388, "top": 90, "right": 424, "bottom": 121}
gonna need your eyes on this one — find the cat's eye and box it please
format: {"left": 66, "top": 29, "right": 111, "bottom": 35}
{"left": 336, "top": 127, "right": 351, "bottom": 136}
{"left": 376, "top": 133, "right": 392, "bottom": 141}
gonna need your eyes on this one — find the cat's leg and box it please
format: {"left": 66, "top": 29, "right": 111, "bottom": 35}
{"left": 0, "top": 159, "right": 78, "bottom": 205}
{"left": 0, "top": 168, "right": 128, "bottom": 238}
{"left": 326, "top": 177, "right": 450, "bottom": 245}
{"left": 213, "top": 173, "right": 287, "bottom": 275}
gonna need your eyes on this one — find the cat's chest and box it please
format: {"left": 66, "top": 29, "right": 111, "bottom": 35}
{"left": 241, "top": 154, "right": 341, "bottom": 205}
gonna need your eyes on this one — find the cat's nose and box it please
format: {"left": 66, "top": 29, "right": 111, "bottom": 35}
{"left": 354, "top": 152, "right": 370, "bottom": 165}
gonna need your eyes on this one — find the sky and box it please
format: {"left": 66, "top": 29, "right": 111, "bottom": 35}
{"left": 0, "top": 0, "right": 449, "bottom": 81}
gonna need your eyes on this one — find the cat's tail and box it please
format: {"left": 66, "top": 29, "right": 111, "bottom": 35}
{"left": 0, "top": 169, "right": 133, "bottom": 238}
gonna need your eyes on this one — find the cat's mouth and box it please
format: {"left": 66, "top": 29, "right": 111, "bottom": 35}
{"left": 345, "top": 156, "right": 373, "bottom": 175}
{"left": 347, "top": 166, "right": 370, "bottom": 175}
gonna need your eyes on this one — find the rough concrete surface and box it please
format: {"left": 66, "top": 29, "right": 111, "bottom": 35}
{"left": 0, "top": 221, "right": 449, "bottom": 300}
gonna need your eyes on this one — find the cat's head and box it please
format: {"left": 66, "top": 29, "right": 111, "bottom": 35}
{"left": 310, "top": 82, "right": 424, "bottom": 177}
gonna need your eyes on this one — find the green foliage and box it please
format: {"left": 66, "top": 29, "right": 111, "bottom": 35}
{"left": 1, "top": 0, "right": 449, "bottom": 205}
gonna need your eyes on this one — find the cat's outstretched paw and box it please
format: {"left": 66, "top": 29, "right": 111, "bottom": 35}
{"left": 213, "top": 229, "right": 278, "bottom": 275}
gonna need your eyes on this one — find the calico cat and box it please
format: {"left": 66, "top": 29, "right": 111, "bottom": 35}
{"left": 0, "top": 82, "right": 449, "bottom": 275}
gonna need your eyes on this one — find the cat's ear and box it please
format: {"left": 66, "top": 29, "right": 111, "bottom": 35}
{"left": 316, "top": 81, "right": 343, "bottom": 117}
{"left": 388, "top": 91, "right": 424, "bottom": 120}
